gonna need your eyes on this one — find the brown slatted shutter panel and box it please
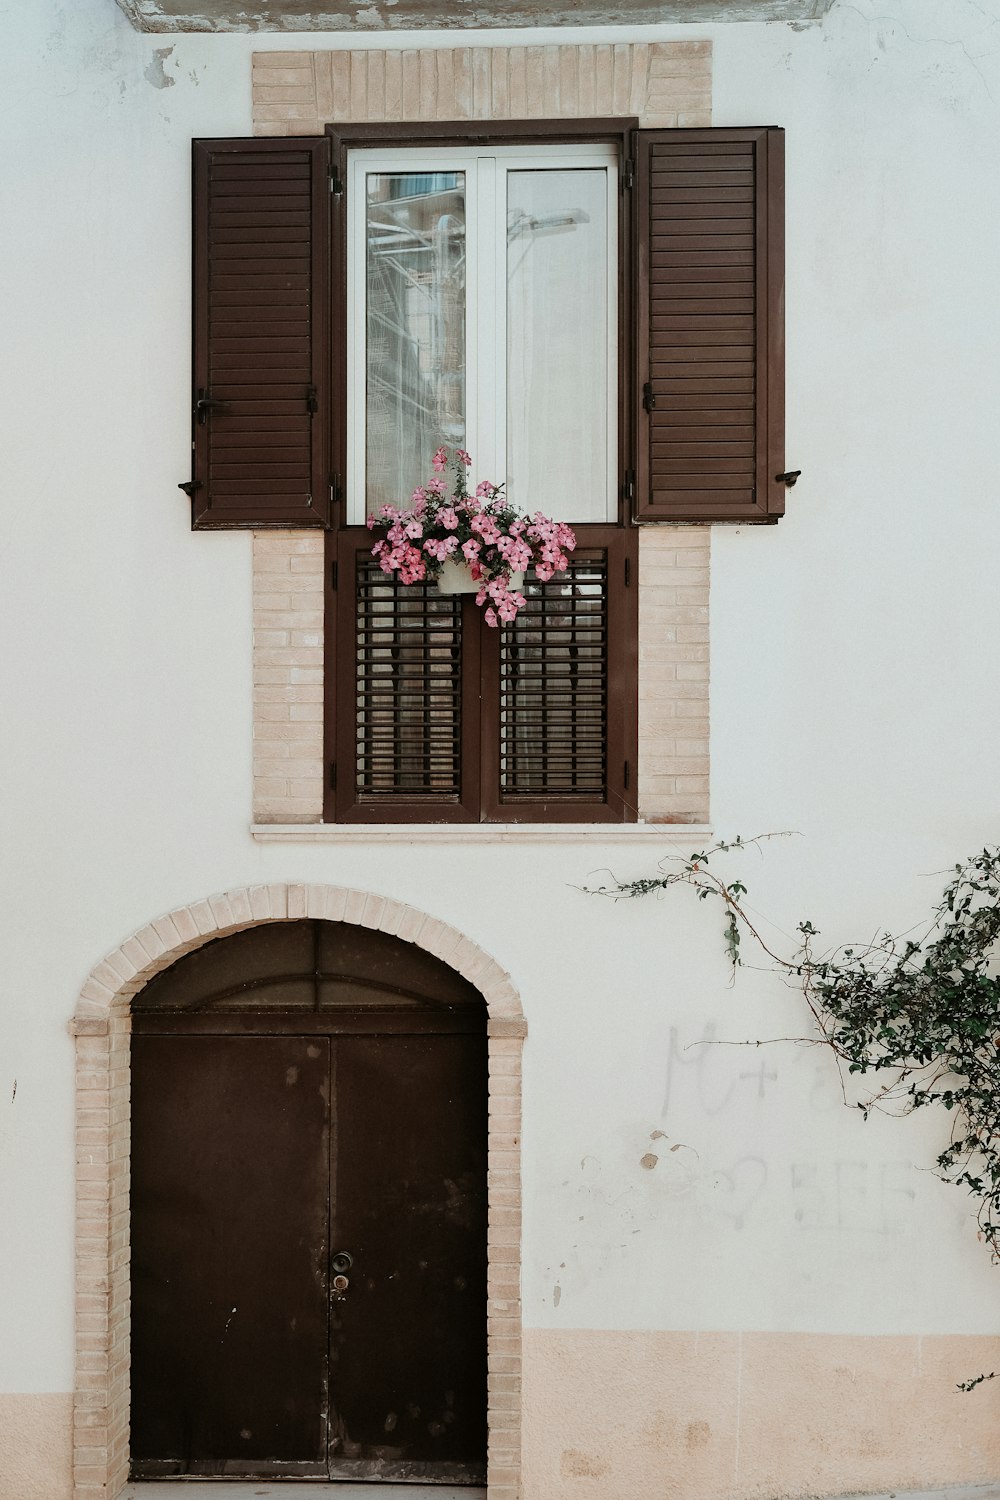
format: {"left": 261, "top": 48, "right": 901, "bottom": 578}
{"left": 330, "top": 534, "right": 482, "bottom": 823}
{"left": 635, "top": 127, "right": 784, "bottom": 523}
{"left": 481, "top": 529, "right": 636, "bottom": 823}
{"left": 190, "top": 137, "right": 331, "bottom": 529}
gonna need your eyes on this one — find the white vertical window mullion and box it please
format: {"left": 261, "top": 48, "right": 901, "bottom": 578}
{"left": 472, "top": 156, "right": 499, "bottom": 487}
{"left": 463, "top": 157, "right": 481, "bottom": 486}
{"left": 493, "top": 160, "right": 509, "bottom": 500}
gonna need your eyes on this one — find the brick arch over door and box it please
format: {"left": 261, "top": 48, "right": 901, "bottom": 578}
{"left": 70, "top": 883, "right": 525, "bottom": 1500}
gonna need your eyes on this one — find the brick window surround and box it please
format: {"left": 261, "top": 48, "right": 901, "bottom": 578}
{"left": 70, "top": 885, "right": 525, "bottom": 1500}
{"left": 250, "top": 40, "right": 713, "bottom": 828}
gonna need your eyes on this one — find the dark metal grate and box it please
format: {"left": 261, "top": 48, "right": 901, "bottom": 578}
{"left": 499, "top": 553, "right": 608, "bottom": 797}
{"left": 355, "top": 559, "right": 463, "bottom": 797}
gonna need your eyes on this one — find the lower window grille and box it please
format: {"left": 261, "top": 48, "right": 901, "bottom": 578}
{"left": 499, "top": 553, "right": 608, "bottom": 798}
{"left": 355, "top": 560, "right": 463, "bottom": 797}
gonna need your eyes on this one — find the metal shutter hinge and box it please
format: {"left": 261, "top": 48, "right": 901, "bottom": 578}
{"left": 329, "top": 762, "right": 337, "bottom": 790}
{"left": 329, "top": 473, "right": 342, "bottom": 507}
{"left": 642, "top": 381, "right": 656, "bottom": 413}
{"left": 623, "top": 159, "right": 635, "bottom": 190}
{"left": 330, "top": 559, "right": 338, "bottom": 591}
{"left": 306, "top": 385, "right": 319, "bottom": 415}
{"left": 624, "top": 760, "right": 630, "bottom": 789}
{"left": 624, "top": 469, "right": 635, "bottom": 502}
{"left": 329, "top": 166, "right": 343, "bottom": 194}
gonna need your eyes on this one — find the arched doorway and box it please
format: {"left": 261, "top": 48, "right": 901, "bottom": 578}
{"left": 128, "top": 918, "right": 488, "bottom": 1485}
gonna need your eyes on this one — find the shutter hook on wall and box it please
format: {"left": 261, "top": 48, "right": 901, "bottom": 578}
{"left": 194, "top": 390, "right": 229, "bottom": 425}
{"left": 776, "top": 470, "right": 802, "bottom": 488}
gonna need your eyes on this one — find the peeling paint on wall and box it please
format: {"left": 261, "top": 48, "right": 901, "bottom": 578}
{"left": 144, "top": 45, "right": 176, "bottom": 87}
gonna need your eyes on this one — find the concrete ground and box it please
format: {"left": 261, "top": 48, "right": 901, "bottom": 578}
{"left": 122, "top": 1486, "right": 485, "bottom": 1498}
{"left": 845, "top": 1491, "right": 1000, "bottom": 1500}
{"left": 120, "top": 1485, "right": 1000, "bottom": 1500}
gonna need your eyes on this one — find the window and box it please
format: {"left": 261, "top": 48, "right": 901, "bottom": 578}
{"left": 347, "top": 143, "right": 618, "bottom": 525}
{"left": 331, "top": 121, "right": 634, "bottom": 824}
{"left": 186, "top": 122, "right": 785, "bottom": 824}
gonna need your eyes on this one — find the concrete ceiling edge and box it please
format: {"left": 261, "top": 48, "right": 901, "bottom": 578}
{"left": 114, "top": 0, "right": 836, "bottom": 33}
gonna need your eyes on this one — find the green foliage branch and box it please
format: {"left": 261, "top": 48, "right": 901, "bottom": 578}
{"left": 588, "top": 838, "right": 1000, "bottom": 1386}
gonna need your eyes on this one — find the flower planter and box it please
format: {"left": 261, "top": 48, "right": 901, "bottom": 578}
{"left": 367, "top": 445, "right": 573, "bottom": 625}
{"left": 436, "top": 559, "right": 524, "bottom": 595}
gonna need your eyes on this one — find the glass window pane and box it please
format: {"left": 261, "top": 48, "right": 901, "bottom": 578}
{"left": 365, "top": 172, "right": 466, "bottom": 511}
{"left": 507, "top": 169, "right": 610, "bottom": 523}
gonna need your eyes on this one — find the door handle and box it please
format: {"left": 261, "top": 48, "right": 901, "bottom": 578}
{"left": 331, "top": 1250, "right": 354, "bottom": 1275}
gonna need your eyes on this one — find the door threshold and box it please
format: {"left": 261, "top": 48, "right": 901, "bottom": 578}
{"left": 123, "top": 1487, "right": 486, "bottom": 1499}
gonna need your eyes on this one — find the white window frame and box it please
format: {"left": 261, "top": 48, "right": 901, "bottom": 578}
{"left": 346, "top": 142, "right": 619, "bottom": 525}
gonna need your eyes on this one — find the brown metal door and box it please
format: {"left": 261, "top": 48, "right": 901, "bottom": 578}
{"left": 130, "top": 1035, "right": 332, "bottom": 1477}
{"left": 327, "top": 1033, "right": 488, "bottom": 1483}
{"left": 130, "top": 1019, "right": 487, "bottom": 1484}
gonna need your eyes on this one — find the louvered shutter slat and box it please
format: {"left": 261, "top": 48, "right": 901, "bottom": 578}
{"left": 189, "top": 137, "right": 330, "bottom": 529}
{"left": 636, "top": 127, "right": 785, "bottom": 523}
{"left": 353, "top": 558, "right": 464, "bottom": 802}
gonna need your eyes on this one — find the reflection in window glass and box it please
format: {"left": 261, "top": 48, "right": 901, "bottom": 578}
{"left": 507, "top": 169, "right": 609, "bottom": 523}
{"left": 366, "top": 172, "right": 466, "bottom": 511}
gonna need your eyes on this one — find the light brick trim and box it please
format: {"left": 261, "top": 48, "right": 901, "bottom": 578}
{"left": 637, "top": 528, "right": 710, "bottom": 823}
{"left": 252, "top": 40, "right": 711, "bottom": 133}
{"left": 72, "top": 886, "right": 524, "bottom": 1500}
{"left": 251, "top": 39, "right": 712, "bottom": 828}
{"left": 253, "top": 532, "right": 325, "bottom": 822}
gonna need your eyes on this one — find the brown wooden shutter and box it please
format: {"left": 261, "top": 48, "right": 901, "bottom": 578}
{"left": 189, "top": 137, "right": 331, "bottom": 529}
{"left": 635, "top": 127, "right": 784, "bottom": 523}
{"left": 330, "top": 533, "right": 483, "bottom": 823}
{"left": 481, "top": 528, "right": 636, "bottom": 823}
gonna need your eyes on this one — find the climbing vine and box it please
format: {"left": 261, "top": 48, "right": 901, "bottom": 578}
{"left": 588, "top": 838, "right": 1000, "bottom": 1382}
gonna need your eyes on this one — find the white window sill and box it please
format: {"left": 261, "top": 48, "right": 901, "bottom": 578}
{"left": 251, "top": 822, "right": 713, "bottom": 844}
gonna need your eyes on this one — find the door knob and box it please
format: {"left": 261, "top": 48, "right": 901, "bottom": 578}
{"left": 332, "top": 1274, "right": 350, "bottom": 1293}
{"left": 331, "top": 1251, "right": 354, "bottom": 1275}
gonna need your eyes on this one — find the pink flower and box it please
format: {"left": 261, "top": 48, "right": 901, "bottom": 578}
{"left": 439, "top": 506, "right": 459, "bottom": 530}
{"left": 462, "top": 539, "right": 481, "bottom": 563}
{"left": 470, "top": 514, "right": 501, "bottom": 545}
{"left": 432, "top": 446, "right": 448, "bottom": 472}
{"left": 475, "top": 481, "right": 494, "bottom": 499}
{"left": 484, "top": 607, "right": 498, "bottom": 628}
{"left": 456, "top": 448, "right": 472, "bottom": 467}
{"left": 426, "top": 478, "right": 446, "bottom": 496}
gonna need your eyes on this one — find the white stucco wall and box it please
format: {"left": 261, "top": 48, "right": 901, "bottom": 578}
{"left": 2, "top": 0, "right": 1000, "bottom": 1491}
